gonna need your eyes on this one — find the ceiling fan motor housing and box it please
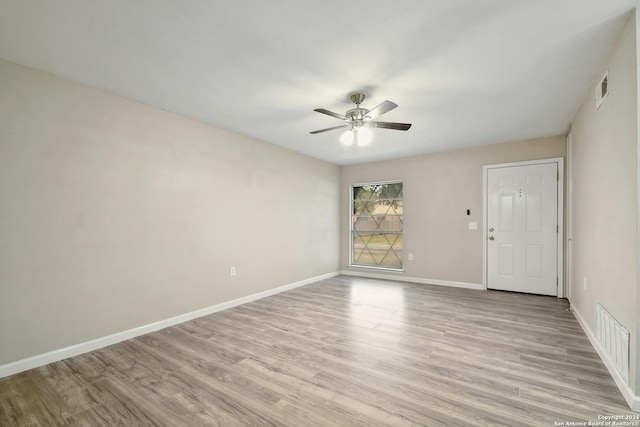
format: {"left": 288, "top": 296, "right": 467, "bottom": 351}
{"left": 345, "top": 107, "right": 370, "bottom": 128}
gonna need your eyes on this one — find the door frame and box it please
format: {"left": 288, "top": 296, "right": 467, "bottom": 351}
{"left": 482, "top": 157, "right": 565, "bottom": 297}
{"left": 565, "top": 133, "right": 573, "bottom": 300}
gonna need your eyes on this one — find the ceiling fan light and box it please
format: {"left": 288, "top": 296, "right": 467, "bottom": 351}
{"left": 340, "top": 130, "right": 354, "bottom": 146}
{"left": 356, "top": 127, "right": 372, "bottom": 146}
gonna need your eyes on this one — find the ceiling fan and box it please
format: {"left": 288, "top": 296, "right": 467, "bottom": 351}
{"left": 310, "top": 93, "right": 412, "bottom": 146}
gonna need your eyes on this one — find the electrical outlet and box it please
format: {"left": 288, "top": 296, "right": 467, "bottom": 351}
{"left": 230, "top": 266, "right": 236, "bottom": 277}
{"left": 408, "top": 253, "right": 414, "bottom": 261}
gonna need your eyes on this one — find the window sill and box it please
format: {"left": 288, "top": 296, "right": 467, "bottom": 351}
{"left": 347, "top": 264, "right": 404, "bottom": 274}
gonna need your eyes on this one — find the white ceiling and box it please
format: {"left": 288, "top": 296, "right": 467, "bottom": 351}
{"left": 0, "top": 1, "right": 638, "bottom": 165}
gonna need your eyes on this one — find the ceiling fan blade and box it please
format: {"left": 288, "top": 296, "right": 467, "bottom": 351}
{"left": 365, "top": 100, "right": 398, "bottom": 120}
{"left": 370, "top": 121, "right": 412, "bottom": 131}
{"left": 309, "top": 124, "right": 351, "bottom": 134}
{"left": 313, "top": 108, "right": 348, "bottom": 121}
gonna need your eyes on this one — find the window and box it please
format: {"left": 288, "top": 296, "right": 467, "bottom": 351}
{"left": 350, "top": 182, "right": 403, "bottom": 270}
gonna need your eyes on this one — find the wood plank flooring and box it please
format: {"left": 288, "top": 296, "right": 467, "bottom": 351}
{"left": 0, "top": 275, "right": 635, "bottom": 426}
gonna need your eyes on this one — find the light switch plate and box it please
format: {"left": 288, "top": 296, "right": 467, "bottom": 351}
{"left": 468, "top": 222, "right": 478, "bottom": 230}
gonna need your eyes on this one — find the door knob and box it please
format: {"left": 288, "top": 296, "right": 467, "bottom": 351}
{"left": 488, "top": 236, "right": 494, "bottom": 240}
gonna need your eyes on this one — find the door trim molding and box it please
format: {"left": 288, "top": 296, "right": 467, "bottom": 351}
{"left": 566, "top": 133, "right": 573, "bottom": 300}
{"left": 482, "top": 157, "right": 565, "bottom": 297}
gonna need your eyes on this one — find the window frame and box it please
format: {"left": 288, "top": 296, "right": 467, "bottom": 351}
{"left": 348, "top": 180, "right": 404, "bottom": 272}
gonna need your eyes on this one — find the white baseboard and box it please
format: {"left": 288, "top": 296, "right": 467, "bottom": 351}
{"left": 571, "top": 304, "right": 640, "bottom": 411}
{"left": 340, "top": 269, "right": 484, "bottom": 290}
{"left": 0, "top": 271, "right": 340, "bottom": 379}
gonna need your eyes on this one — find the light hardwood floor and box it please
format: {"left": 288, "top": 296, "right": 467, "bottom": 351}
{"left": 0, "top": 275, "right": 635, "bottom": 426}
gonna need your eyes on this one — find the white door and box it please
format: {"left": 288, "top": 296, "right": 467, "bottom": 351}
{"left": 487, "top": 162, "right": 558, "bottom": 296}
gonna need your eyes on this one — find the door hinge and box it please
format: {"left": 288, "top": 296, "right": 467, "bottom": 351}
{"left": 557, "top": 225, "right": 559, "bottom": 233}
{"left": 557, "top": 172, "right": 559, "bottom": 181}
{"left": 556, "top": 277, "right": 559, "bottom": 288}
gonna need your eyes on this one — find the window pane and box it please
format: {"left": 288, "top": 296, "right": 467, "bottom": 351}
{"left": 351, "top": 182, "right": 403, "bottom": 269}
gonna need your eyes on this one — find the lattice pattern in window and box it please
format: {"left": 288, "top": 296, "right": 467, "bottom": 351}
{"left": 351, "top": 182, "right": 403, "bottom": 269}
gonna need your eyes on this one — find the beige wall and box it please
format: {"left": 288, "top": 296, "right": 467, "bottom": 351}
{"left": 340, "top": 136, "right": 566, "bottom": 284}
{"left": 0, "top": 59, "right": 340, "bottom": 365}
{"left": 569, "top": 12, "right": 638, "bottom": 392}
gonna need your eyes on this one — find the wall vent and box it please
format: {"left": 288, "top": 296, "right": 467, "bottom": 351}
{"left": 596, "top": 302, "right": 629, "bottom": 384}
{"left": 595, "top": 71, "right": 609, "bottom": 110}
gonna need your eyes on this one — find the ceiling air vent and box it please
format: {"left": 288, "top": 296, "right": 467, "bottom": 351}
{"left": 595, "top": 71, "right": 608, "bottom": 110}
